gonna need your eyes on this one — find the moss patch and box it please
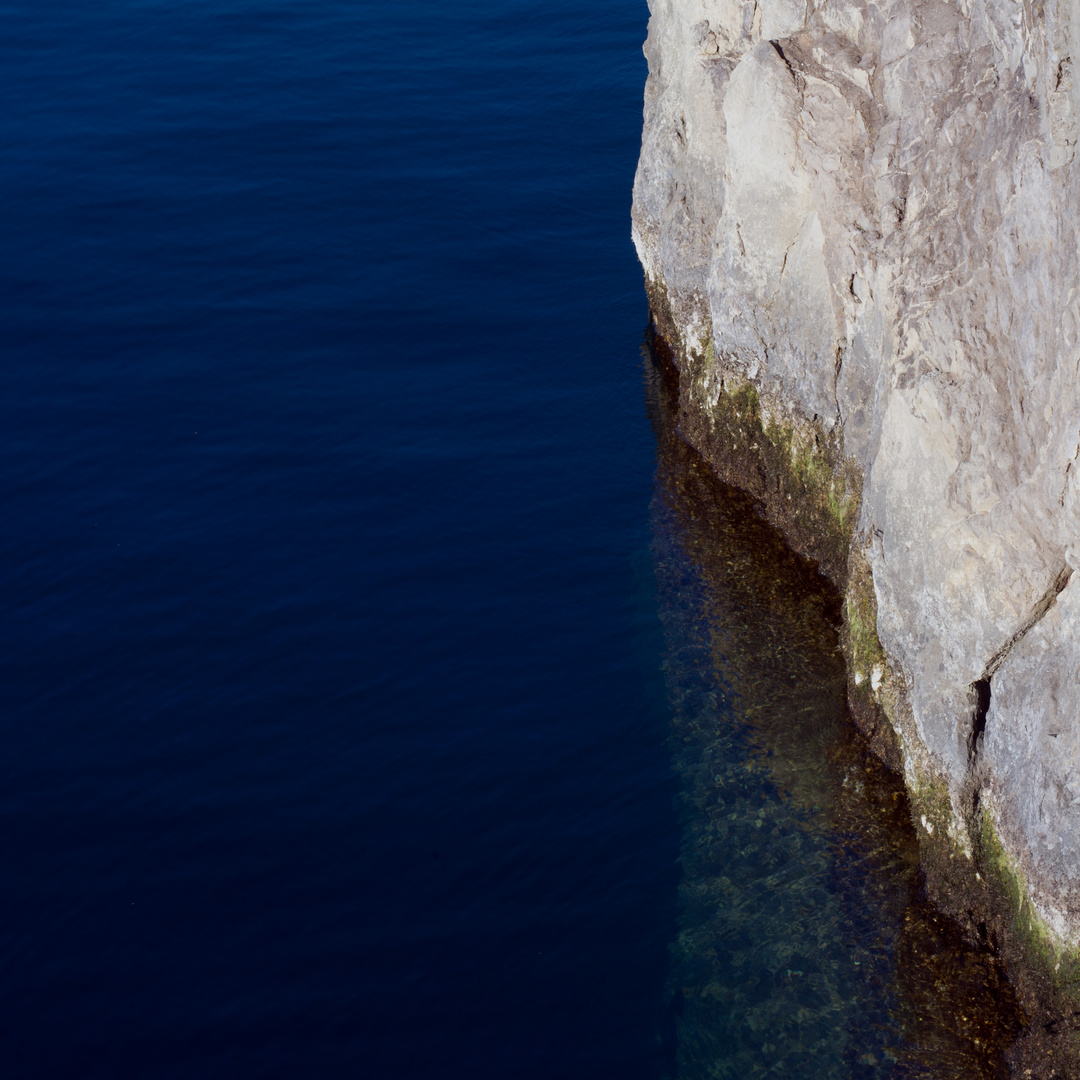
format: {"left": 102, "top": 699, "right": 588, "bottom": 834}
{"left": 970, "top": 809, "right": 1080, "bottom": 1075}
{"left": 844, "top": 555, "right": 888, "bottom": 685}
{"left": 840, "top": 548, "right": 905, "bottom": 771}
{"left": 676, "top": 346, "right": 860, "bottom": 588}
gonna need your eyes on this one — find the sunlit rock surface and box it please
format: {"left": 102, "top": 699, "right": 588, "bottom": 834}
{"left": 632, "top": 0, "right": 1080, "bottom": 983}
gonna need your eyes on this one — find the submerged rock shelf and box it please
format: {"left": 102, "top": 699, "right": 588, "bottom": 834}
{"left": 647, "top": 351, "right": 1022, "bottom": 1077}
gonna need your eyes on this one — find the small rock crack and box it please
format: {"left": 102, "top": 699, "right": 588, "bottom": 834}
{"left": 967, "top": 563, "right": 1074, "bottom": 769}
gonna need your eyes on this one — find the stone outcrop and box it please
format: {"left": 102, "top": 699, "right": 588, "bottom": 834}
{"left": 633, "top": 0, "right": 1080, "bottom": 1063}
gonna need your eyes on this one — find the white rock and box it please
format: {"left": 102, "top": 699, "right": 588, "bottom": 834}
{"left": 632, "top": 0, "right": 1080, "bottom": 945}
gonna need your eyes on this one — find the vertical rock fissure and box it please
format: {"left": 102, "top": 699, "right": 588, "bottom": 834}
{"left": 768, "top": 39, "right": 796, "bottom": 81}
{"left": 967, "top": 564, "right": 1073, "bottom": 769}
{"left": 968, "top": 678, "right": 992, "bottom": 766}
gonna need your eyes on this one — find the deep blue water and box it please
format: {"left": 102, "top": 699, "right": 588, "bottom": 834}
{"left": 0, "top": 1, "right": 1026, "bottom": 1076}
{"left": 1, "top": 1, "right": 675, "bottom": 1075}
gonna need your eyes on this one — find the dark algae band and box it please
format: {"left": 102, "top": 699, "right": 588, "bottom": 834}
{"left": 644, "top": 341, "right": 1024, "bottom": 1078}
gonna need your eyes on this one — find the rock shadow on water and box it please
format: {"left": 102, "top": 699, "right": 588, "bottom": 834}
{"left": 643, "top": 335, "right": 1023, "bottom": 1080}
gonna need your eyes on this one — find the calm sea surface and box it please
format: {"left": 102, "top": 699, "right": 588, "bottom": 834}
{"left": 0, "top": 1, "right": 1022, "bottom": 1076}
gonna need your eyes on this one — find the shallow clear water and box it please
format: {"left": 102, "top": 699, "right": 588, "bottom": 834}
{"left": 1, "top": 0, "right": 1023, "bottom": 1075}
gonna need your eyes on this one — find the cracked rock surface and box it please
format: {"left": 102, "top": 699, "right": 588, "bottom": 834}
{"left": 633, "top": 0, "right": 1080, "bottom": 943}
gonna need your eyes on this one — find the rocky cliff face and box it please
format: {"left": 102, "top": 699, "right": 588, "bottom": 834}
{"left": 633, "top": 0, "right": 1080, "bottom": 1057}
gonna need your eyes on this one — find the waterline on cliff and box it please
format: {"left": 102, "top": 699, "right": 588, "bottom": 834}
{"left": 644, "top": 344, "right": 1023, "bottom": 1079}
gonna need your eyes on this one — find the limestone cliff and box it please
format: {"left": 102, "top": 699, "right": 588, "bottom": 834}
{"left": 633, "top": 0, "right": 1080, "bottom": 1061}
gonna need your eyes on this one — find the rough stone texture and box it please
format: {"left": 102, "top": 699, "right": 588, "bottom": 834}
{"left": 633, "top": 0, "right": 1080, "bottom": 1011}
{"left": 985, "top": 572, "right": 1080, "bottom": 944}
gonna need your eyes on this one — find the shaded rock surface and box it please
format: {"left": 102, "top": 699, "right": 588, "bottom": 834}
{"left": 632, "top": 0, "right": 1080, "bottom": 1026}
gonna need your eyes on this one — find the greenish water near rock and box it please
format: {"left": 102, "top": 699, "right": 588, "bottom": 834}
{"left": 644, "top": 350, "right": 1024, "bottom": 1079}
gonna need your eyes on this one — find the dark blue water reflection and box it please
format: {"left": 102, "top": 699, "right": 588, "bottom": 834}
{"left": 1, "top": 1, "right": 675, "bottom": 1076}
